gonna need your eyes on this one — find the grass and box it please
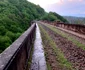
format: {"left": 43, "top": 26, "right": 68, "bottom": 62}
{"left": 47, "top": 62, "right": 52, "bottom": 70}
{"left": 39, "top": 24, "right": 74, "bottom": 70}
{"left": 43, "top": 23, "right": 85, "bottom": 50}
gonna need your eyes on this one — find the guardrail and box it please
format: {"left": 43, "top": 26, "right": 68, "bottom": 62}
{"left": 0, "top": 23, "right": 36, "bottom": 70}
{"left": 56, "top": 22, "right": 85, "bottom": 34}
{"left": 41, "top": 20, "right": 85, "bottom": 35}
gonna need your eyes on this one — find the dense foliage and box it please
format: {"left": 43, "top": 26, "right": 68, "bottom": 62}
{"left": 0, "top": 0, "right": 68, "bottom": 53}
{"left": 0, "top": 0, "right": 46, "bottom": 53}
{"left": 41, "top": 12, "right": 68, "bottom": 22}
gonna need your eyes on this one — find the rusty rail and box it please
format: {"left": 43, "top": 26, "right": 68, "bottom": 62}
{"left": 0, "top": 23, "right": 36, "bottom": 70}
{"left": 56, "top": 22, "right": 85, "bottom": 34}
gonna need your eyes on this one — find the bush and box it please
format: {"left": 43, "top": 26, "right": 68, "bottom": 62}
{"left": 15, "top": 33, "right": 21, "bottom": 39}
{"left": 6, "top": 31, "right": 16, "bottom": 42}
{"left": 0, "top": 36, "right": 12, "bottom": 50}
{"left": 0, "top": 26, "right": 7, "bottom": 35}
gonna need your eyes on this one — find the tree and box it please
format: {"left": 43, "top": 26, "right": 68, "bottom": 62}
{"left": 6, "top": 31, "right": 15, "bottom": 42}
{"left": 0, "top": 26, "right": 6, "bottom": 35}
{"left": 0, "top": 36, "right": 12, "bottom": 51}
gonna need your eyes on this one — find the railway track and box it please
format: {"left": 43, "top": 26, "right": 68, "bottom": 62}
{"left": 39, "top": 22, "right": 85, "bottom": 70}
{"left": 0, "top": 21, "right": 85, "bottom": 70}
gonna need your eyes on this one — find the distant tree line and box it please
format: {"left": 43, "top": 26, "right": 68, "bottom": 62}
{"left": 40, "top": 12, "right": 68, "bottom": 22}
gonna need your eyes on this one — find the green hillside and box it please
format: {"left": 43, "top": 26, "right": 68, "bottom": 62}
{"left": 0, "top": 0, "right": 68, "bottom": 53}
{"left": 0, "top": 0, "right": 46, "bottom": 53}
{"left": 41, "top": 12, "right": 68, "bottom": 22}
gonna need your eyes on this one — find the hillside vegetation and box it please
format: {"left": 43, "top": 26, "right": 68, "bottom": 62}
{"left": 0, "top": 0, "right": 68, "bottom": 53}
{"left": 41, "top": 12, "right": 68, "bottom": 22}
{"left": 0, "top": 0, "right": 46, "bottom": 53}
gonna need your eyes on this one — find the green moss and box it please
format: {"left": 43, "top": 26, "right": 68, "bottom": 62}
{"left": 27, "top": 45, "right": 34, "bottom": 70}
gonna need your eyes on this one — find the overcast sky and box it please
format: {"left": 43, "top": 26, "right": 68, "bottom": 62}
{"left": 27, "top": 0, "right": 85, "bottom": 17}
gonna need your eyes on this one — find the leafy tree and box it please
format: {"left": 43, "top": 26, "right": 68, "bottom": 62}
{"left": 6, "top": 31, "right": 15, "bottom": 42}
{"left": 0, "top": 26, "right": 6, "bottom": 35}
{"left": 15, "top": 33, "right": 21, "bottom": 39}
{"left": 0, "top": 36, "right": 12, "bottom": 51}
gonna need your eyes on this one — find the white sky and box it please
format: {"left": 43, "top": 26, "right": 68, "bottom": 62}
{"left": 27, "top": 0, "right": 61, "bottom": 7}
{"left": 27, "top": 0, "right": 85, "bottom": 17}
